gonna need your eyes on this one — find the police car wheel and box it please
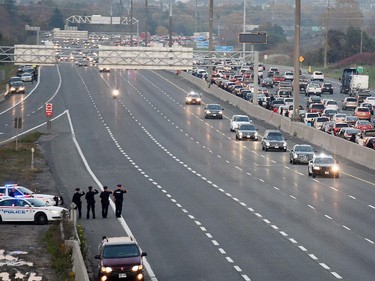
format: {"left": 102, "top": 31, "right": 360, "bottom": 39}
{"left": 35, "top": 213, "right": 48, "bottom": 225}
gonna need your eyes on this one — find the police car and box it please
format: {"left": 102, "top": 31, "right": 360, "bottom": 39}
{"left": 0, "top": 197, "right": 67, "bottom": 224}
{"left": 0, "top": 184, "right": 63, "bottom": 206}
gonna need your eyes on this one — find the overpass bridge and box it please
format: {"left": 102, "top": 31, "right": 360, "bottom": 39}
{"left": 0, "top": 45, "right": 257, "bottom": 70}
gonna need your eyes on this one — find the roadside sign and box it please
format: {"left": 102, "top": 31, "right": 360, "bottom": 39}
{"left": 238, "top": 32, "right": 267, "bottom": 44}
{"left": 45, "top": 103, "right": 53, "bottom": 117}
{"left": 215, "top": 46, "right": 233, "bottom": 52}
{"left": 299, "top": 56, "right": 304, "bottom": 62}
{"left": 196, "top": 41, "right": 209, "bottom": 49}
{"left": 357, "top": 66, "right": 363, "bottom": 73}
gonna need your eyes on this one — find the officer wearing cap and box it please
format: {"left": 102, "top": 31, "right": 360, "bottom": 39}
{"left": 100, "top": 186, "right": 112, "bottom": 218}
{"left": 113, "top": 184, "right": 127, "bottom": 218}
{"left": 72, "top": 188, "right": 85, "bottom": 219}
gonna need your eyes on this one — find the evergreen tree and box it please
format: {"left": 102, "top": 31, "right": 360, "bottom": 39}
{"left": 49, "top": 8, "right": 64, "bottom": 29}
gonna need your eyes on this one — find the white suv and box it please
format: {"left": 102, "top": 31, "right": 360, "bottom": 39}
{"left": 311, "top": 71, "right": 324, "bottom": 81}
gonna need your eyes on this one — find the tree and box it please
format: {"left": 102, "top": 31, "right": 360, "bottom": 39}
{"left": 4, "top": 0, "right": 16, "bottom": 14}
{"left": 49, "top": 8, "right": 64, "bottom": 29}
{"left": 253, "top": 23, "right": 287, "bottom": 51}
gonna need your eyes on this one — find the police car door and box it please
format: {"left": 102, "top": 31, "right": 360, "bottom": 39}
{"left": 5, "top": 199, "right": 32, "bottom": 221}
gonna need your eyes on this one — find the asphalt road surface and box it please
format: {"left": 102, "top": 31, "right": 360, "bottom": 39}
{"left": 1, "top": 64, "right": 375, "bottom": 281}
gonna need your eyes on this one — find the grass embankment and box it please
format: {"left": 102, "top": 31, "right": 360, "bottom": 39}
{"left": 0, "top": 64, "right": 18, "bottom": 92}
{"left": 0, "top": 132, "right": 75, "bottom": 281}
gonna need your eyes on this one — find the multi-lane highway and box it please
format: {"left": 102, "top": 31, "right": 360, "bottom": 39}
{"left": 1, "top": 63, "right": 375, "bottom": 281}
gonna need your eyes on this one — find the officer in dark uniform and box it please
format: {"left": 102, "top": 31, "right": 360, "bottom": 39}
{"left": 72, "top": 188, "right": 85, "bottom": 219}
{"left": 85, "top": 186, "right": 99, "bottom": 219}
{"left": 100, "top": 186, "right": 112, "bottom": 218}
{"left": 113, "top": 184, "right": 127, "bottom": 218}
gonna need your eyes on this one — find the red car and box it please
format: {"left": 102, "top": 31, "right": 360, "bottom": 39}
{"left": 333, "top": 122, "right": 349, "bottom": 136}
{"left": 309, "top": 103, "right": 325, "bottom": 114}
{"left": 354, "top": 120, "right": 374, "bottom": 131}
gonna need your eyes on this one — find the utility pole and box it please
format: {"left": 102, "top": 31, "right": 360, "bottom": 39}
{"left": 323, "top": 0, "right": 330, "bottom": 69}
{"left": 145, "top": 0, "right": 148, "bottom": 47}
{"left": 208, "top": 0, "right": 213, "bottom": 86}
{"left": 169, "top": 0, "right": 173, "bottom": 47}
{"left": 130, "top": 0, "right": 133, "bottom": 46}
{"left": 293, "top": 0, "right": 301, "bottom": 121}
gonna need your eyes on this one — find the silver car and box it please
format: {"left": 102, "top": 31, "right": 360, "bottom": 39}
{"left": 261, "top": 130, "right": 287, "bottom": 152}
{"left": 289, "top": 144, "right": 316, "bottom": 164}
{"left": 230, "top": 115, "right": 252, "bottom": 131}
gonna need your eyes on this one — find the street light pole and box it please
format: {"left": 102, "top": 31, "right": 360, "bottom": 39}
{"left": 169, "top": 0, "right": 173, "bottom": 47}
{"left": 208, "top": 0, "right": 213, "bottom": 86}
{"left": 292, "top": 0, "right": 301, "bottom": 121}
{"left": 145, "top": 0, "right": 148, "bottom": 47}
{"left": 323, "top": 0, "right": 330, "bottom": 68}
{"left": 130, "top": 0, "right": 133, "bottom": 46}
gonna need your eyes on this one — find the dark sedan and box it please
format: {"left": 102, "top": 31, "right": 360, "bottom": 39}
{"left": 289, "top": 144, "right": 315, "bottom": 164}
{"left": 204, "top": 104, "right": 223, "bottom": 119}
{"left": 321, "top": 82, "right": 333, "bottom": 94}
{"left": 235, "top": 123, "right": 259, "bottom": 141}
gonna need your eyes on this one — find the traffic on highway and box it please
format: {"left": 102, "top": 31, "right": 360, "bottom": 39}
{"left": 0, "top": 53, "right": 375, "bottom": 281}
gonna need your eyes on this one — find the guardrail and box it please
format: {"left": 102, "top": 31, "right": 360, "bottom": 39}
{"left": 180, "top": 71, "right": 375, "bottom": 170}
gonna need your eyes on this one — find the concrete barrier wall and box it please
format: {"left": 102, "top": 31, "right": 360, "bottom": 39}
{"left": 181, "top": 72, "right": 375, "bottom": 170}
{"left": 65, "top": 240, "right": 90, "bottom": 281}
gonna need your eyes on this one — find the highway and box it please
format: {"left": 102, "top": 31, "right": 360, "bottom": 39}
{"left": 1, "top": 63, "right": 375, "bottom": 281}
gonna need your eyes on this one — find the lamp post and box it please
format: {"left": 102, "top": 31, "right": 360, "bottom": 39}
{"left": 169, "top": 0, "right": 173, "bottom": 47}
{"left": 292, "top": 0, "right": 301, "bottom": 121}
{"left": 323, "top": 0, "right": 330, "bottom": 68}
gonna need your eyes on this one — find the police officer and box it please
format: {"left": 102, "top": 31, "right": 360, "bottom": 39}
{"left": 100, "top": 186, "right": 112, "bottom": 218}
{"left": 113, "top": 184, "right": 127, "bottom": 218}
{"left": 85, "top": 186, "right": 99, "bottom": 219}
{"left": 72, "top": 188, "right": 85, "bottom": 219}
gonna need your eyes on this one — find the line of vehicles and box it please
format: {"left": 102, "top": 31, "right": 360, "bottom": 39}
{"left": 190, "top": 63, "right": 375, "bottom": 151}
{"left": 185, "top": 91, "right": 341, "bottom": 178}
{"left": 5, "top": 65, "right": 38, "bottom": 97}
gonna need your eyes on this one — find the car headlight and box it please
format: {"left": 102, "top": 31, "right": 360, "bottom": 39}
{"left": 331, "top": 165, "right": 339, "bottom": 172}
{"left": 254, "top": 132, "right": 258, "bottom": 136}
{"left": 101, "top": 267, "right": 113, "bottom": 273}
{"left": 132, "top": 265, "right": 143, "bottom": 271}
{"left": 186, "top": 97, "right": 192, "bottom": 101}
{"left": 206, "top": 110, "right": 211, "bottom": 114}
{"left": 239, "top": 132, "right": 243, "bottom": 137}
{"left": 218, "top": 111, "right": 223, "bottom": 114}
{"left": 293, "top": 154, "right": 298, "bottom": 159}
{"left": 51, "top": 210, "right": 60, "bottom": 214}
{"left": 196, "top": 98, "right": 201, "bottom": 101}
{"left": 265, "top": 141, "right": 270, "bottom": 146}
{"left": 313, "top": 166, "right": 321, "bottom": 170}
{"left": 283, "top": 141, "right": 287, "bottom": 147}
{"left": 10, "top": 87, "right": 15, "bottom": 91}
{"left": 20, "top": 86, "right": 25, "bottom": 90}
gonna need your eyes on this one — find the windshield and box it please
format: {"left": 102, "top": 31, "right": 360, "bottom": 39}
{"left": 295, "top": 146, "right": 313, "bottom": 152}
{"left": 236, "top": 116, "right": 250, "bottom": 122}
{"left": 27, "top": 198, "right": 48, "bottom": 207}
{"left": 315, "top": 157, "right": 335, "bottom": 164}
{"left": 268, "top": 133, "right": 284, "bottom": 141}
{"left": 102, "top": 244, "right": 140, "bottom": 259}
{"left": 240, "top": 124, "right": 256, "bottom": 130}
{"left": 17, "top": 186, "right": 34, "bottom": 195}
{"left": 207, "top": 105, "right": 221, "bottom": 110}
